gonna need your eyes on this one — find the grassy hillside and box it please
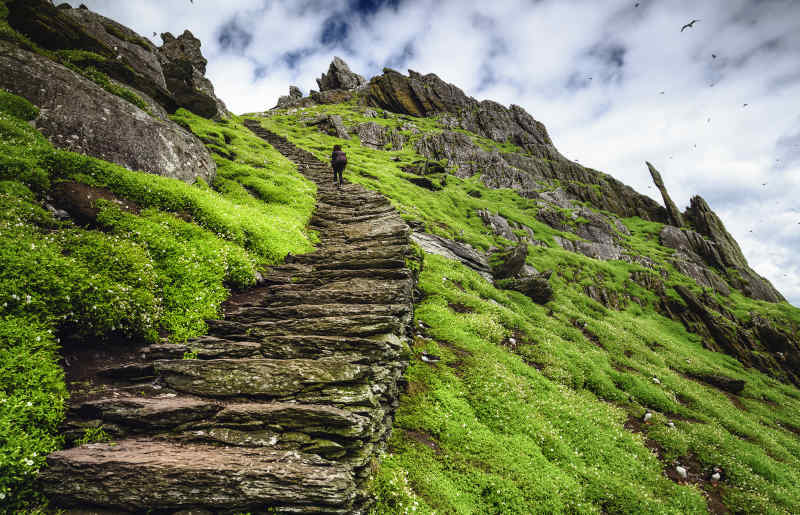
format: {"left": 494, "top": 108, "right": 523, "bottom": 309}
{"left": 2, "top": 77, "right": 800, "bottom": 511}
{"left": 0, "top": 90, "right": 316, "bottom": 510}
{"left": 257, "top": 103, "right": 800, "bottom": 514}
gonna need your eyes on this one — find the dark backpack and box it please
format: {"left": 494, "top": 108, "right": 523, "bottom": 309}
{"left": 333, "top": 150, "right": 347, "bottom": 165}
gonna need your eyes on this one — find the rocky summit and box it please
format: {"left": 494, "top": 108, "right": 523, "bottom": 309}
{"left": 2, "top": 2, "right": 800, "bottom": 514}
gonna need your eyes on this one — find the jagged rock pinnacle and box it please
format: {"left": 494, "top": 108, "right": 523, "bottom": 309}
{"left": 316, "top": 56, "right": 367, "bottom": 91}
{"left": 646, "top": 161, "right": 684, "bottom": 227}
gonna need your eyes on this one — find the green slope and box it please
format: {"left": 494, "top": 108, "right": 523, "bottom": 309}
{"left": 256, "top": 103, "right": 800, "bottom": 514}
{"left": 2, "top": 79, "right": 800, "bottom": 512}
{"left": 0, "top": 91, "right": 316, "bottom": 510}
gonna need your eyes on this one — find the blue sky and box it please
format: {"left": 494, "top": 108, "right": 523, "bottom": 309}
{"left": 69, "top": 0, "right": 800, "bottom": 305}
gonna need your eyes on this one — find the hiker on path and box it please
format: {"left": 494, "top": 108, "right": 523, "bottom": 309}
{"left": 331, "top": 144, "right": 347, "bottom": 189}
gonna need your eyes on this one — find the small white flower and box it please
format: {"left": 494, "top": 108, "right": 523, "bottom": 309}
{"left": 0, "top": 492, "right": 5, "bottom": 500}
{"left": 23, "top": 458, "right": 34, "bottom": 466}
{"left": 26, "top": 401, "right": 32, "bottom": 407}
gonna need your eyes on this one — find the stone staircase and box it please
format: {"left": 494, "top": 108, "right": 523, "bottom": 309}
{"left": 40, "top": 121, "right": 418, "bottom": 514}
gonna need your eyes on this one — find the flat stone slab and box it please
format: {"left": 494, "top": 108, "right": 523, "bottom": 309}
{"left": 40, "top": 439, "right": 355, "bottom": 511}
{"left": 73, "top": 396, "right": 222, "bottom": 428}
{"left": 154, "top": 357, "right": 370, "bottom": 397}
{"left": 214, "top": 402, "right": 370, "bottom": 438}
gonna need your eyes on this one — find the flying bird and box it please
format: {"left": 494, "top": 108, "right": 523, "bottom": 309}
{"left": 635, "top": 2, "right": 640, "bottom": 6}
{"left": 659, "top": 91, "right": 665, "bottom": 94}
{"left": 743, "top": 103, "right": 749, "bottom": 107}
{"left": 681, "top": 19, "right": 700, "bottom": 32}
{"left": 712, "top": 54, "right": 717, "bottom": 59}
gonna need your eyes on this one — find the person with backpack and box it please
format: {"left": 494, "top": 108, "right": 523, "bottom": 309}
{"left": 330, "top": 144, "right": 347, "bottom": 189}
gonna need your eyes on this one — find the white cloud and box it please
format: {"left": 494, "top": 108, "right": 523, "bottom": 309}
{"left": 70, "top": 0, "right": 800, "bottom": 304}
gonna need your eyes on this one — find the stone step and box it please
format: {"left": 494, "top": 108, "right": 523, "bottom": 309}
{"left": 40, "top": 439, "right": 356, "bottom": 513}
{"left": 145, "top": 338, "right": 262, "bottom": 359}
{"left": 258, "top": 333, "right": 406, "bottom": 361}
{"left": 153, "top": 356, "right": 371, "bottom": 398}
{"left": 265, "top": 278, "right": 412, "bottom": 306}
{"left": 223, "top": 302, "right": 410, "bottom": 323}
{"left": 271, "top": 267, "right": 413, "bottom": 285}
{"left": 289, "top": 244, "right": 409, "bottom": 264}
{"left": 70, "top": 396, "right": 223, "bottom": 429}
{"left": 208, "top": 313, "right": 403, "bottom": 338}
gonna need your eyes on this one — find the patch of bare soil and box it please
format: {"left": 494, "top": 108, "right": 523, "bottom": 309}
{"left": 447, "top": 301, "right": 474, "bottom": 314}
{"left": 51, "top": 181, "right": 140, "bottom": 227}
{"left": 404, "top": 429, "right": 441, "bottom": 454}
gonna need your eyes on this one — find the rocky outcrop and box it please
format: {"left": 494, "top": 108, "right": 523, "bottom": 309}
{"left": 306, "top": 114, "right": 349, "bottom": 139}
{"left": 6, "top": 0, "right": 228, "bottom": 119}
{"left": 6, "top": 0, "right": 175, "bottom": 110}
{"left": 317, "top": 56, "right": 367, "bottom": 91}
{"left": 355, "top": 122, "right": 405, "bottom": 150}
{"left": 490, "top": 243, "right": 528, "bottom": 280}
{"left": 0, "top": 40, "right": 216, "bottom": 184}
{"left": 682, "top": 196, "right": 783, "bottom": 302}
{"left": 159, "top": 30, "right": 229, "bottom": 119}
{"left": 275, "top": 85, "right": 304, "bottom": 108}
{"left": 647, "top": 161, "right": 684, "bottom": 227}
{"left": 411, "top": 232, "right": 493, "bottom": 281}
{"left": 41, "top": 124, "right": 418, "bottom": 513}
{"left": 506, "top": 271, "right": 554, "bottom": 304}
{"left": 661, "top": 286, "right": 800, "bottom": 386}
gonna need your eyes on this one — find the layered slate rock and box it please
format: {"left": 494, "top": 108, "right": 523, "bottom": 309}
{"left": 6, "top": 0, "right": 228, "bottom": 119}
{"left": 0, "top": 40, "right": 216, "bottom": 184}
{"left": 41, "top": 122, "right": 417, "bottom": 514}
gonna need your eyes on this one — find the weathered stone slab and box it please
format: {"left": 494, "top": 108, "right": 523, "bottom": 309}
{"left": 154, "top": 357, "right": 370, "bottom": 397}
{"left": 40, "top": 440, "right": 355, "bottom": 511}
{"left": 73, "top": 397, "right": 221, "bottom": 428}
{"left": 0, "top": 41, "right": 216, "bottom": 184}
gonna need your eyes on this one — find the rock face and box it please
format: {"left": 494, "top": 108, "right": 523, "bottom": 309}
{"left": 355, "top": 121, "right": 405, "bottom": 150}
{"left": 159, "top": 30, "right": 229, "bottom": 119}
{"left": 6, "top": 0, "right": 228, "bottom": 119}
{"left": 660, "top": 286, "right": 800, "bottom": 386}
{"left": 411, "top": 232, "right": 493, "bottom": 281}
{"left": 647, "top": 161, "right": 684, "bottom": 227}
{"left": 275, "top": 85, "right": 304, "bottom": 108}
{"left": 41, "top": 123, "right": 418, "bottom": 514}
{"left": 0, "top": 40, "right": 216, "bottom": 184}
{"left": 307, "top": 114, "right": 350, "bottom": 140}
{"left": 317, "top": 56, "right": 367, "bottom": 91}
{"left": 684, "top": 196, "right": 783, "bottom": 302}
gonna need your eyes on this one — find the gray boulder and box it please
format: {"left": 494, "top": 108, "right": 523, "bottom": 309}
{"left": 507, "top": 271, "right": 554, "bottom": 304}
{"left": 0, "top": 40, "right": 216, "bottom": 184}
{"left": 490, "top": 243, "right": 528, "bottom": 280}
{"left": 317, "top": 56, "right": 367, "bottom": 91}
{"left": 410, "top": 232, "right": 492, "bottom": 280}
{"left": 159, "top": 30, "right": 229, "bottom": 119}
{"left": 308, "top": 114, "right": 350, "bottom": 140}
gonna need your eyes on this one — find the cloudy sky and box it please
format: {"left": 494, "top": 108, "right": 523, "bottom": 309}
{"left": 69, "top": 0, "right": 800, "bottom": 305}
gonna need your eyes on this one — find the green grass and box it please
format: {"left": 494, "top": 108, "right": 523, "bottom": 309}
{"left": 370, "top": 254, "right": 800, "bottom": 514}
{"left": 0, "top": 89, "right": 316, "bottom": 508}
{"left": 255, "top": 104, "right": 800, "bottom": 513}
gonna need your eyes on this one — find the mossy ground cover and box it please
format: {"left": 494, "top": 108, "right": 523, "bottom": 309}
{"left": 0, "top": 89, "right": 315, "bottom": 509}
{"left": 257, "top": 105, "right": 800, "bottom": 513}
